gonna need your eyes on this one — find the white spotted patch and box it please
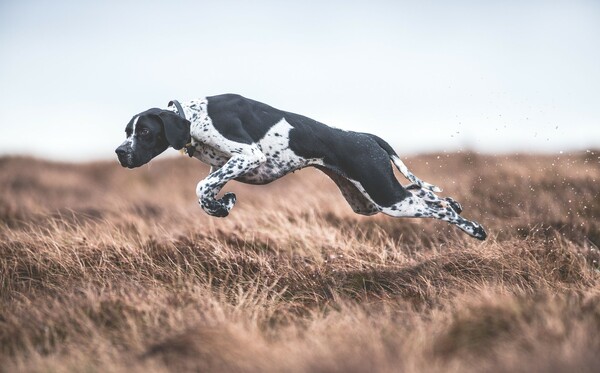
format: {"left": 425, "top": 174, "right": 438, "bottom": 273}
{"left": 185, "top": 99, "right": 259, "bottom": 155}
{"left": 237, "top": 118, "right": 323, "bottom": 184}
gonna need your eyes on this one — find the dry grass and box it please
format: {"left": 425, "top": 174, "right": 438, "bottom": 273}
{"left": 0, "top": 150, "right": 599, "bottom": 372}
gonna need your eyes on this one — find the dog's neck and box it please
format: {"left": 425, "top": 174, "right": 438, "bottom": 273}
{"left": 165, "top": 99, "right": 206, "bottom": 157}
{"left": 166, "top": 98, "right": 213, "bottom": 156}
{"left": 167, "top": 99, "right": 205, "bottom": 124}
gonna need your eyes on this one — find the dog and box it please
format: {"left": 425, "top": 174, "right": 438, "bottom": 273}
{"left": 115, "top": 94, "right": 487, "bottom": 240}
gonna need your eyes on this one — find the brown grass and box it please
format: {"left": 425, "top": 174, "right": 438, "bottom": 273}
{"left": 0, "top": 150, "right": 599, "bottom": 372}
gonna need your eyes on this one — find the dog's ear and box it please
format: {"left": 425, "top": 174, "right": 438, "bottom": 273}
{"left": 158, "top": 111, "right": 190, "bottom": 150}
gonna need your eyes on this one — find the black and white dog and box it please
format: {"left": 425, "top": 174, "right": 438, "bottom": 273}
{"left": 116, "top": 94, "right": 487, "bottom": 240}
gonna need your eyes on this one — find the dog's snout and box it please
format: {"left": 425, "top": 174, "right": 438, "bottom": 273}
{"left": 115, "top": 145, "right": 132, "bottom": 168}
{"left": 115, "top": 146, "right": 127, "bottom": 157}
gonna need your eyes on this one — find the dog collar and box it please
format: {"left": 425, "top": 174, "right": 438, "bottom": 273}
{"left": 168, "top": 100, "right": 186, "bottom": 120}
{"left": 168, "top": 100, "right": 195, "bottom": 157}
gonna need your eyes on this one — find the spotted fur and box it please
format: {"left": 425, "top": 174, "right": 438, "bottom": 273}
{"left": 116, "top": 94, "right": 487, "bottom": 240}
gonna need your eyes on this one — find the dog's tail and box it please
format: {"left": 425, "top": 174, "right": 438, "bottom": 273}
{"left": 368, "top": 134, "right": 442, "bottom": 192}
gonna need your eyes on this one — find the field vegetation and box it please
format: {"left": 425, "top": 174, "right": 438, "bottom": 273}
{"left": 0, "top": 150, "right": 599, "bottom": 372}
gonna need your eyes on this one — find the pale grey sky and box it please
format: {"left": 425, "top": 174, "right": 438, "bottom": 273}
{"left": 1, "top": 0, "right": 599, "bottom": 161}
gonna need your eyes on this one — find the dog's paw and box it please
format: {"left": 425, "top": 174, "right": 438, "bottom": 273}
{"left": 472, "top": 223, "right": 487, "bottom": 241}
{"left": 199, "top": 198, "right": 230, "bottom": 218}
{"left": 220, "top": 192, "right": 237, "bottom": 211}
{"left": 457, "top": 221, "right": 487, "bottom": 241}
{"left": 463, "top": 222, "right": 487, "bottom": 240}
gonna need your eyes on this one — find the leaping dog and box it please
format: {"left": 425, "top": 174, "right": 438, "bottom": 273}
{"left": 115, "top": 94, "right": 487, "bottom": 240}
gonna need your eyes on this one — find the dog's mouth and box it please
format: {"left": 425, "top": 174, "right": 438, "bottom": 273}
{"left": 121, "top": 160, "right": 139, "bottom": 169}
{"left": 118, "top": 160, "right": 134, "bottom": 169}
{"left": 116, "top": 149, "right": 154, "bottom": 169}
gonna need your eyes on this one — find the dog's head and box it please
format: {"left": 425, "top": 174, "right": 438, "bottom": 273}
{"left": 115, "top": 108, "right": 190, "bottom": 168}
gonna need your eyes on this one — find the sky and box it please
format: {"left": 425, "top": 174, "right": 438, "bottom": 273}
{"left": 0, "top": 0, "right": 599, "bottom": 161}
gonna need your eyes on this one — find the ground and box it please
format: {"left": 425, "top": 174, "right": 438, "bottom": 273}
{"left": 0, "top": 150, "right": 599, "bottom": 372}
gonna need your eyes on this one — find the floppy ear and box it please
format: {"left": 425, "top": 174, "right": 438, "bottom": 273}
{"left": 158, "top": 111, "right": 190, "bottom": 150}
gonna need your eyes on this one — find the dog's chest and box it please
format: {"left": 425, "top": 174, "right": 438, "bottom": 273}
{"left": 192, "top": 144, "right": 230, "bottom": 167}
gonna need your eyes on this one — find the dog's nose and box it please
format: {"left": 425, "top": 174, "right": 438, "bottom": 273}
{"left": 115, "top": 147, "right": 127, "bottom": 157}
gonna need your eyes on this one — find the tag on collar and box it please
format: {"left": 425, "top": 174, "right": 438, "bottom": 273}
{"left": 180, "top": 143, "right": 195, "bottom": 157}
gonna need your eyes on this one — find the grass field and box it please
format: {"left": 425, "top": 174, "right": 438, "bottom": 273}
{"left": 1, "top": 150, "right": 599, "bottom": 372}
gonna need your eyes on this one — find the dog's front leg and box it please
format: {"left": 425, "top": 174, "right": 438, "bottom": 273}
{"left": 196, "top": 146, "right": 266, "bottom": 217}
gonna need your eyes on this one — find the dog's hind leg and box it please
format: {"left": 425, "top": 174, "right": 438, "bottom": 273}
{"left": 317, "top": 167, "right": 380, "bottom": 215}
{"left": 381, "top": 191, "right": 487, "bottom": 240}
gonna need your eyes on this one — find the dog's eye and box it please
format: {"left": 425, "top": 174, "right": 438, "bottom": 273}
{"left": 139, "top": 128, "right": 150, "bottom": 136}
